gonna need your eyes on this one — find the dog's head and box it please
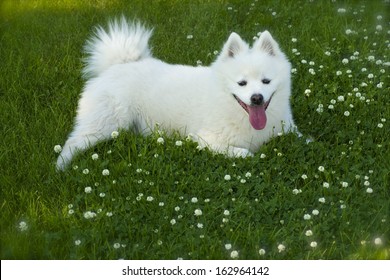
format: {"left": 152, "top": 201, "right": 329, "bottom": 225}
{"left": 214, "top": 31, "right": 291, "bottom": 130}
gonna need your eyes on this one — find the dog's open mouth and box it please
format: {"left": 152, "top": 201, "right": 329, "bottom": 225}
{"left": 233, "top": 93, "right": 273, "bottom": 130}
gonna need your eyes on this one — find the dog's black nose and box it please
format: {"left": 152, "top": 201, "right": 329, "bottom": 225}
{"left": 250, "top": 94, "right": 264, "bottom": 105}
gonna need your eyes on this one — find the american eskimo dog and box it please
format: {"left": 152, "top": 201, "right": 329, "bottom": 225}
{"left": 56, "top": 17, "right": 300, "bottom": 170}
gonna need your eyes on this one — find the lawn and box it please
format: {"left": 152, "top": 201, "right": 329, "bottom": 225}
{"left": 0, "top": 0, "right": 389, "bottom": 260}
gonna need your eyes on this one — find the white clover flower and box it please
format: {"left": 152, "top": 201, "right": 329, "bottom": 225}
{"left": 377, "top": 82, "right": 383, "bottom": 89}
{"left": 319, "top": 197, "right": 326, "bottom": 203}
{"left": 341, "top": 181, "right": 349, "bottom": 187}
{"left": 111, "top": 131, "right": 119, "bottom": 139}
{"left": 342, "top": 58, "right": 349, "bottom": 64}
{"left": 18, "top": 221, "right": 28, "bottom": 232}
{"left": 240, "top": 179, "right": 246, "bottom": 184}
{"left": 336, "top": 70, "right": 343, "bottom": 76}
{"left": 310, "top": 241, "right": 318, "bottom": 248}
{"left": 367, "top": 73, "right": 374, "bottom": 79}
{"left": 170, "top": 219, "right": 176, "bottom": 225}
{"left": 102, "top": 169, "right": 110, "bottom": 176}
{"left": 197, "top": 223, "right": 203, "bottom": 229}
{"left": 374, "top": 237, "right": 383, "bottom": 246}
{"left": 68, "top": 209, "right": 74, "bottom": 215}
{"left": 324, "top": 51, "right": 331, "bottom": 56}
{"left": 224, "top": 210, "right": 230, "bottom": 216}
{"left": 175, "top": 140, "right": 183, "bottom": 146}
{"left": 74, "top": 239, "right": 81, "bottom": 246}
{"left": 304, "top": 89, "right": 311, "bottom": 96}
{"left": 328, "top": 105, "right": 334, "bottom": 110}
{"left": 304, "top": 214, "right": 311, "bottom": 220}
{"left": 292, "top": 188, "right": 301, "bottom": 195}
{"left": 245, "top": 172, "right": 252, "bottom": 178}
{"left": 318, "top": 166, "right": 325, "bottom": 172}
{"left": 113, "top": 243, "right": 121, "bottom": 249}
{"left": 157, "top": 137, "right": 164, "bottom": 144}
{"left": 84, "top": 186, "right": 92, "bottom": 193}
{"left": 301, "top": 174, "right": 308, "bottom": 180}
{"left": 377, "top": 123, "right": 383, "bottom": 128}
{"left": 146, "top": 196, "right": 154, "bottom": 202}
{"left": 159, "top": 202, "right": 164, "bottom": 207}
{"left": 230, "top": 250, "right": 239, "bottom": 259}
{"left": 174, "top": 206, "right": 180, "bottom": 212}
{"left": 106, "top": 212, "right": 113, "bottom": 217}
{"left": 191, "top": 197, "right": 198, "bottom": 203}
{"left": 82, "top": 168, "right": 89, "bottom": 175}
{"left": 366, "top": 188, "right": 373, "bottom": 193}
{"left": 337, "top": 95, "right": 345, "bottom": 102}
{"left": 91, "top": 153, "right": 99, "bottom": 160}
{"left": 74, "top": 240, "right": 81, "bottom": 246}
{"left": 258, "top": 249, "right": 266, "bottom": 256}
{"left": 344, "top": 111, "right": 350, "bottom": 117}
{"left": 312, "top": 209, "right": 319, "bottom": 216}
{"left": 323, "top": 182, "right": 330, "bottom": 189}
{"left": 277, "top": 244, "right": 286, "bottom": 253}
{"left": 99, "top": 192, "right": 105, "bottom": 198}
{"left": 194, "top": 209, "right": 202, "bottom": 216}
{"left": 224, "top": 174, "right": 231, "bottom": 181}
{"left": 376, "top": 25, "right": 382, "bottom": 31}
{"left": 305, "top": 230, "right": 313, "bottom": 237}
{"left": 260, "top": 153, "right": 266, "bottom": 159}
{"left": 291, "top": 38, "right": 297, "bottom": 42}
{"left": 186, "top": 34, "right": 193, "bottom": 39}
{"left": 83, "top": 211, "right": 96, "bottom": 219}
{"left": 222, "top": 218, "right": 229, "bottom": 223}
{"left": 338, "top": 8, "right": 346, "bottom": 13}
{"left": 225, "top": 243, "right": 232, "bottom": 250}
{"left": 53, "top": 145, "right": 62, "bottom": 153}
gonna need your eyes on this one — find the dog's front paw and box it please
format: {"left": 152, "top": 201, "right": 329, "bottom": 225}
{"left": 230, "top": 147, "right": 254, "bottom": 158}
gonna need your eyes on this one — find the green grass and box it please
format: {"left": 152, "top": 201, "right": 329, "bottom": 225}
{"left": 0, "top": 0, "right": 389, "bottom": 260}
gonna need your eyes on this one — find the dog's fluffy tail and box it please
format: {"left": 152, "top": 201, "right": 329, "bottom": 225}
{"left": 83, "top": 17, "right": 153, "bottom": 78}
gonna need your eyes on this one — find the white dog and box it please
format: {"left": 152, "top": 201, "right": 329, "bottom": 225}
{"left": 56, "top": 17, "right": 300, "bottom": 170}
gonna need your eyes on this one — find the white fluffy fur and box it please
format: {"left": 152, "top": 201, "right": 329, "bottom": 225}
{"left": 56, "top": 18, "right": 299, "bottom": 170}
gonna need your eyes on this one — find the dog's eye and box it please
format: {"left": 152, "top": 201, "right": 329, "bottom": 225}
{"left": 237, "top": 80, "right": 247, "bottom": 86}
{"left": 262, "top": 78, "right": 271, "bottom": 85}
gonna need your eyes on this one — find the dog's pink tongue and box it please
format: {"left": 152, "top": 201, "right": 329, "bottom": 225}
{"left": 248, "top": 106, "right": 267, "bottom": 130}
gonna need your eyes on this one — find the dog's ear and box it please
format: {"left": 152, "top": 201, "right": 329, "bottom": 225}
{"left": 220, "top": 32, "right": 248, "bottom": 59}
{"left": 254, "top": 31, "right": 281, "bottom": 56}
